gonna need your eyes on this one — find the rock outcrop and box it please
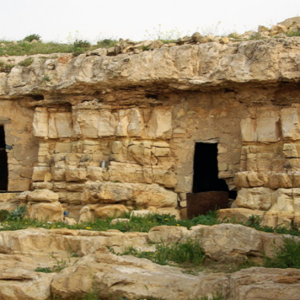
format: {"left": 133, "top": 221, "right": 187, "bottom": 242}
{"left": 2, "top": 18, "right": 300, "bottom": 225}
{"left": 0, "top": 224, "right": 298, "bottom": 299}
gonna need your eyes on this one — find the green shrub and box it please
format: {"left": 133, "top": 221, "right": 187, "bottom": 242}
{"left": 0, "top": 40, "right": 79, "bottom": 56}
{"left": 189, "top": 210, "right": 220, "bottom": 226}
{"left": 0, "top": 210, "right": 9, "bottom": 222}
{"left": 264, "top": 237, "right": 300, "bottom": 268}
{"left": 42, "top": 74, "right": 51, "bottom": 82}
{"left": 287, "top": 29, "right": 300, "bottom": 37}
{"left": 71, "top": 39, "right": 91, "bottom": 56}
{"left": 0, "top": 61, "right": 15, "bottom": 73}
{"left": 18, "top": 58, "right": 34, "bottom": 67}
{"left": 97, "top": 39, "right": 117, "bottom": 48}
{"left": 122, "top": 239, "right": 205, "bottom": 266}
{"left": 23, "top": 34, "right": 41, "bottom": 42}
{"left": 6, "top": 205, "right": 27, "bottom": 221}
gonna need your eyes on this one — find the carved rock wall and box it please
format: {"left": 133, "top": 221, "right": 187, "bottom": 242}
{"left": 1, "top": 38, "right": 300, "bottom": 222}
{"left": 27, "top": 89, "right": 245, "bottom": 220}
{"left": 0, "top": 101, "right": 38, "bottom": 191}
{"left": 234, "top": 104, "right": 300, "bottom": 227}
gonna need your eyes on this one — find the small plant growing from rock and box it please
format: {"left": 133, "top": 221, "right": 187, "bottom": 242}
{"left": 6, "top": 205, "right": 27, "bottom": 221}
{"left": 42, "top": 74, "right": 51, "bottom": 82}
{"left": 264, "top": 237, "right": 300, "bottom": 268}
{"left": 0, "top": 210, "right": 9, "bottom": 222}
{"left": 34, "top": 267, "right": 52, "bottom": 273}
{"left": 18, "top": 58, "right": 34, "bottom": 67}
{"left": 0, "top": 61, "right": 15, "bottom": 73}
{"left": 35, "top": 252, "right": 78, "bottom": 273}
{"left": 120, "top": 239, "right": 205, "bottom": 267}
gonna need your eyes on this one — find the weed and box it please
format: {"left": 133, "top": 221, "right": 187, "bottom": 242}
{"left": 144, "top": 24, "right": 183, "bottom": 42}
{"left": 73, "top": 39, "right": 91, "bottom": 49}
{"left": 121, "top": 239, "right": 205, "bottom": 267}
{"left": 50, "top": 252, "right": 69, "bottom": 272}
{"left": 97, "top": 39, "right": 117, "bottom": 48}
{"left": 244, "top": 215, "right": 300, "bottom": 237}
{"left": 0, "top": 40, "right": 75, "bottom": 56}
{"left": 42, "top": 74, "right": 51, "bottom": 82}
{"left": 0, "top": 210, "right": 9, "bottom": 222}
{"left": 249, "top": 32, "right": 264, "bottom": 40}
{"left": 235, "top": 258, "right": 260, "bottom": 271}
{"left": 227, "top": 32, "right": 242, "bottom": 40}
{"left": 1, "top": 209, "right": 300, "bottom": 240}
{"left": 0, "top": 61, "right": 15, "bottom": 73}
{"left": 6, "top": 205, "right": 27, "bottom": 221}
{"left": 287, "top": 29, "right": 300, "bottom": 37}
{"left": 23, "top": 34, "right": 41, "bottom": 42}
{"left": 264, "top": 237, "right": 300, "bottom": 268}
{"left": 34, "top": 252, "right": 78, "bottom": 274}
{"left": 72, "top": 39, "right": 91, "bottom": 56}
{"left": 35, "top": 267, "right": 53, "bottom": 273}
{"left": 18, "top": 58, "right": 34, "bottom": 67}
{"left": 246, "top": 215, "right": 262, "bottom": 227}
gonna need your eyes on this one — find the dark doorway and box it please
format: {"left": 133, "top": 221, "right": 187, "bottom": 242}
{"left": 192, "top": 143, "right": 228, "bottom": 193}
{"left": 187, "top": 143, "right": 230, "bottom": 219}
{"left": 0, "top": 126, "right": 8, "bottom": 191}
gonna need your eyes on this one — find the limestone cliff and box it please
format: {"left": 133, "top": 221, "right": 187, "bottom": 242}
{"left": 1, "top": 35, "right": 300, "bottom": 226}
{"left": 1, "top": 37, "right": 300, "bottom": 102}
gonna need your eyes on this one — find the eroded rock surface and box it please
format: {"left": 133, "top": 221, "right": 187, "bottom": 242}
{"left": 0, "top": 224, "right": 298, "bottom": 300}
{"left": 2, "top": 19, "right": 300, "bottom": 226}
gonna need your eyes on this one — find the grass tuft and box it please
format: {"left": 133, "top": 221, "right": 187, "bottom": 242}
{"left": 264, "top": 237, "right": 300, "bottom": 268}
{"left": 0, "top": 60, "right": 15, "bottom": 73}
{"left": 18, "top": 57, "right": 34, "bottom": 67}
{"left": 120, "top": 239, "right": 205, "bottom": 267}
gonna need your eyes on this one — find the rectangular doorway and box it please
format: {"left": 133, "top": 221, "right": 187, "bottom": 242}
{"left": 0, "top": 126, "right": 8, "bottom": 191}
{"left": 187, "top": 142, "right": 229, "bottom": 218}
{"left": 192, "top": 142, "right": 228, "bottom": 193}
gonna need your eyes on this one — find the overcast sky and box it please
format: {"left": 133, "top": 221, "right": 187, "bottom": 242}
{"left": 1, "top": 0, "right": 300, "bottom": 43}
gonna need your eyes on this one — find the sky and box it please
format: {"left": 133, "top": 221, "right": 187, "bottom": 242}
{"left": 1, "top": 0, "right": 300, "bottom": 43}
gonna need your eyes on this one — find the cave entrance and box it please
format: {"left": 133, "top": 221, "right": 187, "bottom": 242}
{"left": 0, "top": 126, "right": 8, "bottom": 191}
{"left": 187, "top": 142, "right": 229, "bottom": 218}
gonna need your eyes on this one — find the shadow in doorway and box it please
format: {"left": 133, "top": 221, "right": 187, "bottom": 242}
{"left": 0, "top": 126, "right": 8, "bottom": 191}
{"left": 187, "top": 142, "right": 236, "bottom": 219}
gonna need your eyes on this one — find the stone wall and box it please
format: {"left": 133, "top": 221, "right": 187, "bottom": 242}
{"left": 1, "top": 34, "right": 300, "bottom": 224}
{"left": 26, "top": 90, "right": 246, "bottom": 220}
{"left": 0, "top": 100, "right": 38, "bottom": 191}
{"left": 232, "top": 104, "right": 300, "bottom": 228}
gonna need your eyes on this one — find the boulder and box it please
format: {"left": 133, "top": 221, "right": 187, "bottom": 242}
{"left": 189, "top": 224, "right": 263, "bottom": 261}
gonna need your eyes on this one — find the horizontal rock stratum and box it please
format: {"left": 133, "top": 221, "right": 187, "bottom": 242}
{"left": 0, "top": 224, "right": 299, "bottom": 300}
{"left": 1, "top": 37, "right": 300, "bottom": 102}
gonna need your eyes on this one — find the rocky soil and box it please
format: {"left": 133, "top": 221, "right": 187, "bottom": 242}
{"left": 0, "top": 223, "right": 299, "bottom": 300}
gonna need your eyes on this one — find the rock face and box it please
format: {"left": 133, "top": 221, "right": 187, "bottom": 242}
{"left": 0, "top": 224, "right": 299, "bottom": 300}
{"left": 2, "top": 19, "right": 300, "bottom": 223}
